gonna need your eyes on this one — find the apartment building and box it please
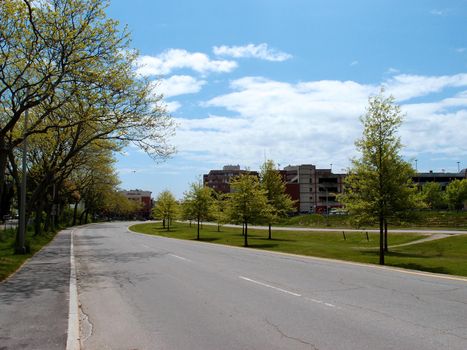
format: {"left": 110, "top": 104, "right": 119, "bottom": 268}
{"left": 203, "top": 165, "right": 259, "bottom": 193}
{"left": 282, "top": 164, "right": 345, "bottom": 214}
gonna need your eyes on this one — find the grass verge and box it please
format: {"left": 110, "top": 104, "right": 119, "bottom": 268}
{"left": 388, "top": 235, "right": 467, "bottom": 276}
{"left": 280, "top": 211, "right": 467, "bottom": 230}
{"left": 0, "top": 228, "right": 58, "bottom": 282}
{"left": 130, "top": 222, "right": 467, "bottom": 277}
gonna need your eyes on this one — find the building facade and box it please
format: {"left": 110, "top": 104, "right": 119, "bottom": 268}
{"left": 413, "top": 169, "right": 467, "bottom": 190}
{"left": 203, "top": 164, "right": 466, "bottom": 214}
{"left": 282, "top": 164, "right": 345, "bottom": 214}
{"left": 119, "top": 189, "right": 152, "bottom": 218}
{"left": 203, "top": 165, "right": 259, "bottom": 193}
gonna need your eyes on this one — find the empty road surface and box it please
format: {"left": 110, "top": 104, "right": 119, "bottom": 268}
{"left": 74, "top": 222, "right": 467, "bottom": 350}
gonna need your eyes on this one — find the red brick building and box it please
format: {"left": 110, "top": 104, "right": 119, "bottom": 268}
{"left": 120, "top": 189, "right": 152, "bottom": 219}
{"left": 203, "top": 165, "right": 259, "bottom": 193}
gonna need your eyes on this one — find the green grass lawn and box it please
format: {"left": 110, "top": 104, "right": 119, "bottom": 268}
{"left": 280, "top": 210, "right": 467, "bottom": 230}
{"left": 0, "top": 228, "right": 57, "bottom": 281}
{"left": 130, "top": 222, "right": 467, "bottom": 277}
{"left": 130, "top": 223, "right": 467, "bottom": 276}
{"left": 387, "top": 235, "right": 467, "bottom": 276}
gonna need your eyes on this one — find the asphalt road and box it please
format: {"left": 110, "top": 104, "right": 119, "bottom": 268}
{"left": 75, "top": 222, "right": 467, "bottom": 350}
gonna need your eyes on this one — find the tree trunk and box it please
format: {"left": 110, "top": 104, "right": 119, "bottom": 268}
{"left": 167, "top": 217, "right": 170, "bottom": 231}
{"left": 85, "top": 211, "right": 89, "bottom": 224}
{"left": 379, "top": 214, "right": 385, "bottom": 265}
{"left": 197, "top": 216, "right": 200, "bottom": 240}
{"left": 44, "top": 202, "right": 52, "bottom": 232}
{"left": 217, "top": 223, "right": 220, "bottom": 232}
{"left": 79, "top": 209, "right": 87, "bottom": 225}
{"left": 34, "top": 203, "right": 43, "bottom": 236}
{"left": 162, "top": 218, "right": 166, "bottom": 229}
{"left": 72, "top": 201, "right": 78, "bottom": 226}
{"left": 0, "top": 139, "right": 8, "bottom": 218}
{"left": 8, "top": 151, "right": 27, "bottom": 253}
{"left": 244, "top": 221, "right": 248, "bottom": 247}
{"left": 384, "top": 220, "right": 388, "bottom": 252}
{"left": 268, "top": 223, "right": 272, "bottom": 240}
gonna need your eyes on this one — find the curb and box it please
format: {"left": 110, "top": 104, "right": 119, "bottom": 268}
{"left": 66, "top": 228, "right": 80, "bottom": 350}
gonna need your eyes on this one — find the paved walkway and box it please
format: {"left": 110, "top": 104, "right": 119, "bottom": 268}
{"left": 0, "top": 229, "right": 72, "bottom": 350}
{"left": 189, "top": 221, "right": 466, "bottom": 248}
{"left": 195, "top": 221, "right": 467, "bottom": 235}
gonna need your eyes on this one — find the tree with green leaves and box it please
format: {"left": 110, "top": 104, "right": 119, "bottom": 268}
{"left": 260, "top": 160, "right": 295, "bottom": 239}
{"left": 153, "top": 191, "right": 179, "bottom": 231}
{"left": 421, "top": 182, "right": 445, "bottom": 210}
{"left": 1, "top": 0, "right": 175, "bottom": 252}
{"left": 338, "top": 90, "right": 416, "bottom": 265}
{"left": 211, "top": 192, "right": 229, "bottom": 232}
{"left": 444, "top": 179, "right": 467, "bottom": 211}
{"left": 228, "top": 174, "right": 269, "bottom": 247}
{"left": 183, "top": 181, "right": 213, "bottom": 240}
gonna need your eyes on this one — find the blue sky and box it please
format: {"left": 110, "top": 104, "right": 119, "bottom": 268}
{"left": 107, "top": 0, "right": 467, "bottom": 198}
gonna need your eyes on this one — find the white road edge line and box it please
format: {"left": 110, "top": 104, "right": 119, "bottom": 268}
{"left": 169, "top": 254, "right": 191, "bottom": 262}
{"left": 239, "top": 276, "right": 301, "bottom": 297}
{"left": 66, "top": 229, "right": 80, "bottom": 350}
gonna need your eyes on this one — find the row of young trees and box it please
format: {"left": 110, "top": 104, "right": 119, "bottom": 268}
{"left": 152, "top": 160, "right": 295, "bottom": 247}
{"left": 153, "top": 90, "right": 466, "bottom": 266}
{"left": 1, "top": 0, "right": 174, "bottom": 252}
{"left": 421, "top": 180, "right": 467, "bottom": 211}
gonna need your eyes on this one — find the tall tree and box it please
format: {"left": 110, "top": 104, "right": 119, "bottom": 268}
{"left": 444, "top": 179, "right": 467, "bottom": 211}
{"left": 211, "top": 192, "right": 228, "bottom": 232}
{"left": 153, "top": 191, "right": 179, "bottom": 231}
{"left": 338, "top": 90, "right": 415, "bottom": 265}
{"left": 1, "top": 0, "right": 175, "bottom": 251}
{"left": 228, "top": 174, "right": 269, "bottom": 247}
{"left": 183, "top": 181, "right": 213, "bottom": 240}
{"left": 421, "top": 182, "right": 445, "bottom": 210}
{"left": 260, "top": 160, "right": 295, "bottom": 239}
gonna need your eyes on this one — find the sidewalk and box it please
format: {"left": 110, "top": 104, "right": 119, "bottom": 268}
{"left": 0, "top": 229, "right": 72, "bottom": 350}
{"left": 197, "top": 221, "right": 467, "bottom": 235}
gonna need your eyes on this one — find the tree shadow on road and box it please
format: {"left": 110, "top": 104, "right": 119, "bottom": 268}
{"left": 0, "top": 230, "right": 70, "bottom": 305}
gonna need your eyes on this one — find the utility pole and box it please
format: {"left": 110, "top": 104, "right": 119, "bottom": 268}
{"left": 16, "top": 101, "right": 28, "bottom": 254}
{"left": 457, "top": 161, "right": 460, "bottom": 172}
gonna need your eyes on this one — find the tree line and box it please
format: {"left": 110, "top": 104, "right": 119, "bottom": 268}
{"left": 153, "top": 90, "right": 466, "bottom": 265}
{"left": 1, "top": 0, "right": 174, "bottom": 252}
{"left": 152, "top": 160, "right": 295, "bottom": 247}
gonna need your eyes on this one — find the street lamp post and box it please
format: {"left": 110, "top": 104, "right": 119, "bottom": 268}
{"left": 16, "top": 103, "right": 28, "bottom": 254}
{"left": 457, "top": 161, "right": 460, "bottom": 172}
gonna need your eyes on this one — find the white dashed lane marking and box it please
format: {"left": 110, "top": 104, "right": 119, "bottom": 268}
{"left": 239, "top": 276, "right": 338, "bottom": 309}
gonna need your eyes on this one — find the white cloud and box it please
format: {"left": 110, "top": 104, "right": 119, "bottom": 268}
{"left": 213, "top": 43, "right": 292, "bottom": 62}
{"left": 136, "top": 49, "right": 237, "bottom": 76}
{"left": 165, "top": 101, "right": 182, "bottom": 113}
{"left": 156, "top": 75, "right": 206, "bottom": 98}
{"left": 430, "top": 9, "right": 450, "bottom": 16}
{"left": 386, "top": 67, "right": 400, "bottom": 75}
{"left": 384, "top": 73, "right": 467, "bottom": 101}
{"left": 350, "top": 60, "right": 359, "bottom": 66}
{"left": 456, "top": 48, "right": 466, "bottom": 53}
{"left": 172, "top": 73, "right": 467, "bottom": 169}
